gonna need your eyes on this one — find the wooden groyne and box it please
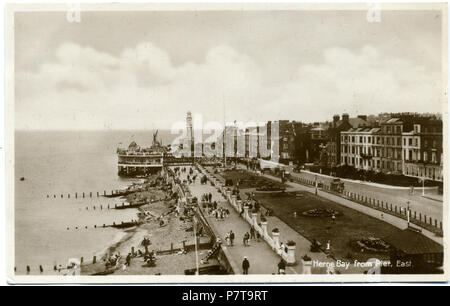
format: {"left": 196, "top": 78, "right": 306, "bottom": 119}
{"left": 46, "top": 189, "right": 127, "bottom": 199}
{"left": 65, "top": 220, "right": 140, "bottom": 231}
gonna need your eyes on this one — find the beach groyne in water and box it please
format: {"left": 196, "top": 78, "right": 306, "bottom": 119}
{"left": 46, "top": 189, "right": 131, "bottom": 199}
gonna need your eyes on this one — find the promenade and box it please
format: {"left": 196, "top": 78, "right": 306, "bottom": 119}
{"left": 177, "top": 166, "right": 364, "bottom": 275}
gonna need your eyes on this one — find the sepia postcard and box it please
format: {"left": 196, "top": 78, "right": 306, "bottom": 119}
{"left": 4, "top": 2, "right": 449, "bottom": 284}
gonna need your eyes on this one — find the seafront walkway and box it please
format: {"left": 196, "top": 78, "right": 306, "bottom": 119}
{"left": 255, "top": 169, "right": 444, "bottom": 245}
{"left": 178, "top": 169, "right": 282, "bottom": 274}
{"left": 176, "top": 166, "right": 347, "bottom": 274}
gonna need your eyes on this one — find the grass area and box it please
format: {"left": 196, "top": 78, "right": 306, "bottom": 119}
{"left": 254, "top": 191, "right": 403, "bottom": 262}
{"left": 218, "top": 169, "right": 285, "bottom": 190}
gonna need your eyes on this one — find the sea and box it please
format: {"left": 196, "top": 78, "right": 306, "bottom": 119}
{"left": 14, "top": 130, "right": 177, "bottom": 274}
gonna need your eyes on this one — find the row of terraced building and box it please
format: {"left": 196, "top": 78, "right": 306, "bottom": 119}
{"left": 240, "top": 113, "right": 443, "bottom": 182}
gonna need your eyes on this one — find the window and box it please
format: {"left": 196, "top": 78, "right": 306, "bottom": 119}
{"left": 409, "top": 139, "right": 412, "bottom": 146}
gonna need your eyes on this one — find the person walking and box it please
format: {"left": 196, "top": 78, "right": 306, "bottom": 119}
{"left": 243, "top": 232, "right": 250, "bottom": 246}
{"left": 229, "top": 230, "right": 235, "bottom": 246}
{"left": 250, "top": 225, "right": 256, "bottom": 240}
{"left": 242, "top": 257, "right": 250, "bottom": 275}
{"left": 278, "top": 259, "right": 286, "bottom": 274}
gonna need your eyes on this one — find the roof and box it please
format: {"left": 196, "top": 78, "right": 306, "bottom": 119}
{"left": 382, "top": 118, "right": 402, "bottom": 125}
{"left": 335, "top": 117, "right": 369, "bottom": 129}
{"left": 342, "top": 127, "right": 379, "bottom": 134}
{"left": 384, "top": 229, "right": 443, "bottom": 255}
{"left": 348, "top": 117, "right": 370, "bottom": 128}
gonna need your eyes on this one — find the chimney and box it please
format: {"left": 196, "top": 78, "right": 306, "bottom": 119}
{"left": 358, "top": 115, "right": 367, "bottom": 121}
{"left": 342, "top": 113, "right": 349, "bottom": 122}
{"left": 333, "top": 114, "right": 340, "bottom": 127}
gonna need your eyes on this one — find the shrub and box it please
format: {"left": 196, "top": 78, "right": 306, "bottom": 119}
{"left": 286, "top": 240, "right": 296, "bottom": 247}
{"left": 302, "top": 254, "right": 312, "bottom": 261}
{"left": 272, "top": 228, "right": 280, "bottom": 233}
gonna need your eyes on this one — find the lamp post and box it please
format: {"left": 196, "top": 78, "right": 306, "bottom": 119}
{"left": 406, "top": 201, "right": 411, "bottom": 228}
{"left": 193, "top": 215, "right": 199, "bottom": 275}
{"left": 421, "top": 177, "right": 425, "bottom": 197}
{"left": 314, "top": 175, "right": 318, "bottom": 196}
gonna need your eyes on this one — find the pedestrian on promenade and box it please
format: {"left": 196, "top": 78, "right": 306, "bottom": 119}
{"left": 243, "top": 232, "right": 250, "bottom": 246}
{"left": 208, "top": 193, "right": 212, "bottom": 203}
{"left": 242, "top": 257, "right": 250, "bottom": 275}
{"left": 126, "top": 253, "right": 131, "bottom": 267}
{"left": 225, "top": 232, "right": 231, "bottom": 246}
{"left": 250, "top": 225, "right": 256, "bottom": 240}
{"left": 229, "top": 230, "right": 235, "bottom": 246}
{"left": 278, "top": 259, "right": 286, "bottom": 274}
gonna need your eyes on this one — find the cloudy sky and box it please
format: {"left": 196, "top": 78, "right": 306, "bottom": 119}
{"left": 15, "top": 7, "right": 444, "bottom": 130}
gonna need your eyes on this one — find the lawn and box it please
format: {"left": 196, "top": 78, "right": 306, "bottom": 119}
{"left": 254, "top": 191, "right": 403, "bottom": 262}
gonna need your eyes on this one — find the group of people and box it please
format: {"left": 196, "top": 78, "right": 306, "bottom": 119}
{"left": 104, "top": 253, "right": 125, "bottom": 271}
{"left": 242, "top": 225, "right": 262, "bottom": 246}
{"left": 201, "top": 192, "right": 213, "bottom": 203}
{"left": 240, "top": 257, "right": 287, "bottom": 275}
{"left": 224, "top": 230, "right": 235, "bottom": 246}
{"left": 209, "top": 206, "right": 230, "bottom": 220}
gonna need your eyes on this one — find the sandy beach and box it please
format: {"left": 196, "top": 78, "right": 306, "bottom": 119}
{"left": 81, "top": 173, "right": 214, "bottom": 276}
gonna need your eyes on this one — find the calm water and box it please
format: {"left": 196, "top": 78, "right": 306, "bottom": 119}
{"left": 14, "top": 130, "right": 176, "bottom": 274}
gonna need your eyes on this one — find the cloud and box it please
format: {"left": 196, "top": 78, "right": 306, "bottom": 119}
{"left": 15, "top": 42, "right": 442, "bottom": 130}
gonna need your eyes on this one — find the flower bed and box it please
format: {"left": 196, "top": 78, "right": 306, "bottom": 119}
{"left": 302, "top": 208, "right": 342, "bottom": 217}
